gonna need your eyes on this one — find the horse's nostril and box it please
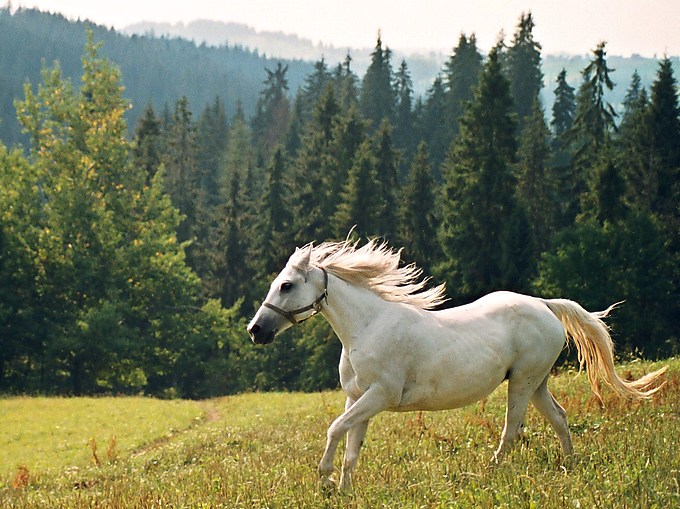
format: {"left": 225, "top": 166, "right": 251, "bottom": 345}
{"left": 249, "top": 324, "right": 261, "bottom": 335}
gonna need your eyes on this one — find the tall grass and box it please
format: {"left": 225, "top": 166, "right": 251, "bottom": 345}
{"left": 1, "top": 359, "right": 678, "bottom": 508}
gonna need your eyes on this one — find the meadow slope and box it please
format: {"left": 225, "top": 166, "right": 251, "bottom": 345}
{"left": 1, "top": 358, "right": 678, "bottom": 508}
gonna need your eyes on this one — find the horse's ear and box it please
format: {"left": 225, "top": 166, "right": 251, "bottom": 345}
{"left": 297, "top": 243, "right": 312, "bottom": 270}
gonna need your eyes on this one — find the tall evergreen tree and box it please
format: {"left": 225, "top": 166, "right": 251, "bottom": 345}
{"left": 618, "top": 73, "right": 654, "bottom": 211}
{"left": 393, "top": 59, "right": 415, "bottom": 170}
{"left": 195, "top": 96, "right": 229, "bottom": 206}
{"left": 132, "top": 103, "right": 163, "bottom": 185}
{"left": 647, "top": 57, "right": 680, "bottom": 221}
{"left": 419, "top": 75, "right": 449, "bottom": 177}
{"left": 444, "top": 33, "right": 483, "bottom": 141}
{"left": 333, "top": 53, "right": 360, "bottom": 111}
{"left": 251, "top": 62, "right": 291, "bottom": 165}
{"left": 398, "top": 142, "right": 439, "bottom": 276}
{"left": 359, "top": 33, "right": 395, "bottom": 130}
{"left": 372, "top": 120, "right": 400, "bottom": 239}
{"left": 255, "top": 147, "right": 293, "bottom": 276}
{"left": 289, "top": 85, "right": 341, "bottom": 244}
{"left": 438, "top": 46, "right": 531, "bottom": 301}
{"left": 505, "top": 12, "right": 543, "bottom": 132}
{"left": 517, "top": 98, "right": 557, "bottom": 255}
{"left": 563, "top": 42, "right": 617, "bottom": 223}
{"left": 571, "top": 42, "right": 617, "bottom": 152}
{"left": 332, "top": 139, "right": 383, "bottom": 237}
{"left": 551, "top": 69, "right": 576, "bottom": 141}
{"left": 162, "top": 96, "right": 200, "bottom": 249}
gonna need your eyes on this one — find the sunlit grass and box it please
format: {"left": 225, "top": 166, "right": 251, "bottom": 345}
{"left": 1, "top": 358, "right": 678, "bottom": 508}
{"left": 0, "top": 397, "right": 204, "bottom": 478}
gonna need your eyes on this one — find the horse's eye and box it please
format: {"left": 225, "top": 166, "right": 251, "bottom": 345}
{"left": 280, "top": 282, "right": 293, "bottom": 292}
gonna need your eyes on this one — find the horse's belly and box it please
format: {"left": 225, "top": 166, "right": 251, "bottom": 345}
{"left": 394, "top": 371, "right": 507, "bottom": 412}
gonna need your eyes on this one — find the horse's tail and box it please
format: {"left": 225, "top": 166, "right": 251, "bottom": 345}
{"left": 543, "top": 298, "right": 667, "bottom": 401}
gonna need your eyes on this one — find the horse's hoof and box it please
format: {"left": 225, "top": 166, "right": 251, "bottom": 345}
{"left": 320, "top": 477, "right": 337, "bottom": 495}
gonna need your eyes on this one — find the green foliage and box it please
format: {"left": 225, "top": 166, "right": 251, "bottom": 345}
{"left": 534, "top": 214, "right": 676, "bottom": 356}
{"left": 438, "top": 46, "right": 532, "bottom": 300}
{"left": 1, "top": 12, "right": 679, "bottom": 396}
{"left": 505, "top": 12, "right": 544, "bottom": 132}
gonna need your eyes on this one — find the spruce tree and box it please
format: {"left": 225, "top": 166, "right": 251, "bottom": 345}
{"left": 162, "top": 96, "right": 200, "bottom": 249}
{"left": 132, "top": 103, "right": 162, "bottom": 185}
{"left": 517, "top": 98, "right": 557, "bottom": 255}
{"left": 399, "top": 142, "right": 439, "bottom": 276}
{"left": 332, "top": 139, "right": 383, "bottom": 238}
{"left": 372, "top": 120, "right": 400, "bottom": 239}
{"left": 359, "top": 33, "right": 395, "bottom": 131}
{"left": 551, "top": 69, "right": 576, "bottom": 141}
{"left": 419, "top": 75, "right": 448, "bottom": 177}
{"left": 648, "top": 57, "right": 680, "bottom": 220}
{"left": 438, "top": 46, "right": 529, "bottom": 301}
{"left": 505, "top": 12, "right": 543, "bottom": 132}
{"left": 393, "top": 59, "right": 415, "bottom": 169}
{"left": 333, "top": 53, "right": 359, "bottom": 111}
{"left": 195, "top": 96, "right": 229, "bottom": 206}
{"left": 444, "top": 33, "right": 483, "bottom": 141}
{"left": 564, "top": 42, "right": 617, "bottom": 223}
{"left": 251, "top": 62, "right": 291, "bottom": 165}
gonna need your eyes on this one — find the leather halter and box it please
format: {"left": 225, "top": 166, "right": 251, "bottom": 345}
{"left": 262, "top": 268, "right": 329, "bottom": 325}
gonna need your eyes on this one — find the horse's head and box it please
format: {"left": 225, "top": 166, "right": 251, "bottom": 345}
{"left": 247, "top": 244, "right": 328, "bottom": 344}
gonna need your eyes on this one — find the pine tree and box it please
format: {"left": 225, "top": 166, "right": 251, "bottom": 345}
{"left": 251, "top": 62, "right": 291, "bottom": 165}
{"left": 551, "top": 69, "right": 576, "bottom": 141}
{"left": 618, "top": 73, "right": 654, "bottom": 211}
{"left": 332, "top": 139, "right": 383, "bottom": 237}
{"left": 444, "top": 33, "right": 483, "bottom": 141}
{"left": 372, "top": 120, "right": 400, "bottom": 239}
{"left": 256, "top": 147, "right": 293, "bottom": 275}
{"left": 398, "top": 142, "right": 439, "bottom": 276}
{"left": 647, "top": 57, "right": 680, "bottom": 220}
{"left": 571, "top": 42, "right": 617, "bottom": 153}
{"left": 564, "top": 42, "right": 617, "bottom": 224}
{"left": 438, "top": 46, "right": 530, "bottom": 301}
{"left": 359, "top": 33, "right": 395, "bottom": 130}
{"left": 517, "top": 98, "right": 557, "bottom": 255}
{"left": 289, "top": 85, "right": 341, "bottom": 244}
{"left": 393, "top": 59, "right": 415, "bottom": 169}
{"left": 162, "top": 96, "right": 200, "bottom": 248}
{"left": 195, "top": 96, "right": 229, "bottom": 206}
{"left": 418, "top": 75, "right": 448, "bottom": 177}
{"left": 505, "top": 12, "right": 543, "bottom": 132}
{"left": 132, "top": 103, "right": 162, "bottom": 185}
{"left": 333, "top": 53, "right": 359, "bottom": 111}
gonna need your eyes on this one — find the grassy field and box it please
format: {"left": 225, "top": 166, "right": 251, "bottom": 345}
{"left": 1, "top": 358, "right": 678, "bottom": 508}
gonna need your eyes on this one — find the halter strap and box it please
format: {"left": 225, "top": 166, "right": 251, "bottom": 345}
{"left": 263, "top": 268, "right": 329, "bottom": 325}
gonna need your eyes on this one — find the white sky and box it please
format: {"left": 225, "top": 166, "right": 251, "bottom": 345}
{"left": 12, "top": 0, "right": 680, "bottom": 57}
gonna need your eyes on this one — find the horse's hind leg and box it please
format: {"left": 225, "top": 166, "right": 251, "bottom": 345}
{"left": 492, "top": 376, "right": 536, "bottom": 463}
{"left": 531, "top": 376, "right": 573, "bottom": 457}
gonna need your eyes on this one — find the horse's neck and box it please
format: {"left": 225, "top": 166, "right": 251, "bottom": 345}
{"left": 320, "top": 273, "right": 388, "bottom": 350}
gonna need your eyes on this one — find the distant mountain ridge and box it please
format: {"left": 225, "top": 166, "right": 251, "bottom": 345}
{"left": 123, "top": 19, "right": 365, "bottom": 63}
{"left": 123, "top": 19, "right": 679, "bottom": 111}
{"left": 1, "top": 9, "right": 677, "bottom": 149}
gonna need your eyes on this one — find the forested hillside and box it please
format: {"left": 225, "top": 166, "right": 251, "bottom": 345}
{"left": 0, "top": 7, "right": 312, "bottom": 147}
{"left": 0, "top": 10, "right": 678, "bottom": 398}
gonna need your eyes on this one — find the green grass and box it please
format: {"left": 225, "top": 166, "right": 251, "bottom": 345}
{"left": 1, "top": 358, "right": 678, "bottom": 508}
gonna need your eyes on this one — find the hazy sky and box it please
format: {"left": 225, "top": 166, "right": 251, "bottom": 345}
{"left": 13, "top": 0, "right": 680, "bottom": 57}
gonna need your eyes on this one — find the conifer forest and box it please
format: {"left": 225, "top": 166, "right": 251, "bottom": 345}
{"left": 1, "top": 9, "right": 678, "bottom": 397}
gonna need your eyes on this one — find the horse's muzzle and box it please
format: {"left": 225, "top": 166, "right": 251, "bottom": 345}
{"left": 247, "top": 323, "right": 277, "bottom": 344}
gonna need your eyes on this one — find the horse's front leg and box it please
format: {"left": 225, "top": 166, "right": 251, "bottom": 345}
{"left": 318, "top": 386, "right": 391, "bottom": 491}
{"left": 339, "top": 397, "right": 370, "bottom": 492}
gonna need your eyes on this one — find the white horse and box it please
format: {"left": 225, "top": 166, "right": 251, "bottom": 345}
{"left": 247, "top": 239, "right": 666, "bottom": 492}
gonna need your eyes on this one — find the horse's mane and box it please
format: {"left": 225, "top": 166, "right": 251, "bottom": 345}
{"left": 293, "top": 238, "right": 448, "bottom": 310}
